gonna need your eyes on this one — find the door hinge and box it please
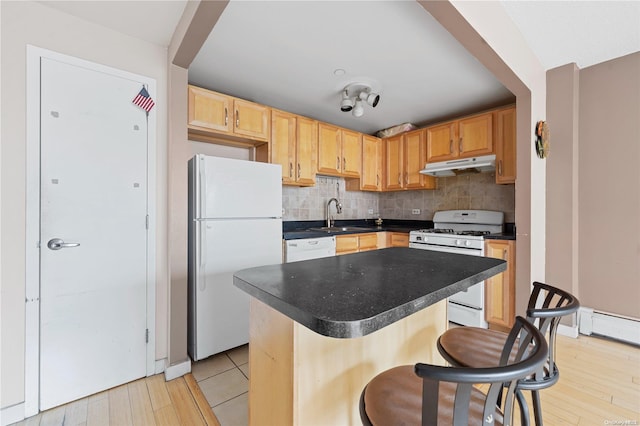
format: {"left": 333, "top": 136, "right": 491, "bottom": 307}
{"left": 145, "top": 215, "right": 149, "bottom": 230}
{"left": 145, "top": 328, "right": 149, "bottom": 343}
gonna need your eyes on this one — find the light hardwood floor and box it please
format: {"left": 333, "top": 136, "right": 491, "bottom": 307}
{"left": 12, "top": 333, "right": 640, "bottom": 426}
{"left": 12, "top": 374, "right": 220, "bottom": 426}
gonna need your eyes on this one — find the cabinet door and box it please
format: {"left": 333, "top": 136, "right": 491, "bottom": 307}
{"left": 383, "top": 135, "right": 403, "bottom": 190}
{"left": 458, "top": 113, "right": 493, "bottom": 158}
{"left": 426, "top": 122, "right": 457, "bottom": 162}
{"left": 388, "top": 232, "right": 409, "bottom": 247}
{"left": 361, "top": 135, "right": 382, "bottom": 191}
{"left": 317, "top": 123, "right": 342, "bottom": 175}
{"left": 341, "top": 129, "right": 362, "bottom": 177}
{"left": 358, "top": 233, "right": 378, "bottom": 252}
{"left": 336, "top": 235, "right": 359, "bottom": 255}
{"left": 187, "top": 85, "right": 231, "bottom": 133}
{"left": 271, "top": 110, "right": 296, "bottom": 184}
{"left": 484, "top": 240, "right": 516, "bottom": 330}
{"left": 296, "top": 117, "right": 318, "bottom": 186}
{"left": 495, "top": 107, "right": 516, "bottom": 184}
{"left": 403, "top": 130, "right": 426, "bottom": 189}
{"left": 233, "top": 99, "right": 270, "bottom": 141}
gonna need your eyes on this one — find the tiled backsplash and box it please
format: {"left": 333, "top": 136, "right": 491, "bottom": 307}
{"left": 282, "top": 172, "right": 515, "bottom": 222}
{"left": 282, "top": 176, "right": 379, "bottom": 221}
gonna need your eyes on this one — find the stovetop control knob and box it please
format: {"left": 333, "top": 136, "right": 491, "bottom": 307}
{"left": 455, "top": 239, "right": 461, "bottom": 246}
{"left": 465, "top": 240, "right": 472, "bottom": 247}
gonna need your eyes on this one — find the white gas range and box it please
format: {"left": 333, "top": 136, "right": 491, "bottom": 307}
{"left": 409, "top": 210, "right": 504, "bottom": 328}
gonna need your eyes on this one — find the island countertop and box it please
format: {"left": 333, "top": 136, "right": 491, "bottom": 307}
{"left": 233, "top": 247, "right": 506, "bottom": 338}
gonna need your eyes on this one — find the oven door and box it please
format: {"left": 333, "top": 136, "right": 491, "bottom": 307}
{"left": 409, "top": 243, "right": 484, "bottom": 310}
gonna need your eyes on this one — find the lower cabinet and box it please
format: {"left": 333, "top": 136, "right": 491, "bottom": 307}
{"left": 336, "top": 233, "right": 378, "bottom": 255}
{"left": 387, "top": 232, "right": 409, "bottom": 247}
{"left": 484, "top": 240, "right": 516, "bottom": 331}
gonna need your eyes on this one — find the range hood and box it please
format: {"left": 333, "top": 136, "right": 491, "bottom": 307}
{"left": 419, "top": 154, "right": 496, "bottom": 177}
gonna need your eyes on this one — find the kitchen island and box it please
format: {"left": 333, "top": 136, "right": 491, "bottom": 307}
{"left": 233, "top": 247, "right": 506, "bottom": 425}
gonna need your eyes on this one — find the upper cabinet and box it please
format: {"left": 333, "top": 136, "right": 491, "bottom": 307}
{"left": 271, "top": 110, "right": 318, "bottom": 186}
{"left": 317, "top": 123, "right": 361, "bottom": 178}
{"left": 383, "top": 129, "right": 435, "bottom": 191}
{"left": 426, "top": 112, "right": 493, "bottom": 162}
{"left": 188, "top": 85, "right": 270, "bottom": 144}
{"left": 495, "top": 106, "right": 516, "bottom": 184}
{"left": 360, "top": 135, "right": 383, "bottom": 191}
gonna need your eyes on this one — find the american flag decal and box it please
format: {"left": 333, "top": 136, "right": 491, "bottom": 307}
{"left": 132, "top": 86, "right": 155, "bottom": 112}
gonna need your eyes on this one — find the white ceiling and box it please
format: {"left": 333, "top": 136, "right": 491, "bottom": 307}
{"left": 40, "top": 0, "right": 640, "bottom": 135}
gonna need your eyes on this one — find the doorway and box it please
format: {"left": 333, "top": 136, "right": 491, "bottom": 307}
{"left": 25, "top": 47, "right": 156, "bottom": 414}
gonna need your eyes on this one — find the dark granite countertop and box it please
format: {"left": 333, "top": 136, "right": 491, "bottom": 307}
{"left": 484, "top": 233, "right": 516, "bottom": 240}
{"left": 233, "top": 247, "right": 506, "bottom": 338}
{"left": 283, "top": 219, "right": 431, "bottom": 240}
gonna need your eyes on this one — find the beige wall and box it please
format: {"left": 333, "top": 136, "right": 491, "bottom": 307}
{"left": 578, "top": 53, "right": 640, "bottom": 318}
{"left": 547, "top": 53, "right": 640, "bottom": 320}
{"left": 0, "top": 1, "right": 169, "bottom": 409}
{"left": 546, "top": 64, "right": 580, "bottom": 325}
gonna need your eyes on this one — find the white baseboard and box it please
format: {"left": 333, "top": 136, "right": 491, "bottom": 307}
{"left": 154, "top": 359, "right": 167, "bottom": 375}
{"left": 1, "top": 402, "right": 24, "bottom": 426}
{"left": 164, "top": 359, "right": 191, "bottom": 381}
{"left": 557, "top": 323, "right": 579, "bottom": 338}
{"left": 579, "top": 307, "right": 640, "bottom": 346}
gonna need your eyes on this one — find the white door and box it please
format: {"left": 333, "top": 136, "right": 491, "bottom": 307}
{"left": 39, "top": 58, "right": 149, "bottom": 409}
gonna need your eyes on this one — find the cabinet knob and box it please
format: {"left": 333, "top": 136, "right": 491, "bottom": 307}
{"left": 224, "top": 108, "right": 228, "bottom": 126}
{"left": 459, "top": 137, "right": 463, "bottom": 153}
{"left": 297, "top": 163, "right": 301, "bottom": 179}
{"left": 336, "top": 156, "right": 340, "bottom": 170}
{"left": 498, "top": 160, "right": 503, "bottom": 176}
{"left": 343, "top": 157, "right": 346, "bottom": 171}
{"left": 235, "top": 110, "right": 239, "bottom": 127}
{"left": 449, "top": 139, "right": 453, "bottom": 154}
{"left": 289, "top": 162, "right": 293, "bottom": 178}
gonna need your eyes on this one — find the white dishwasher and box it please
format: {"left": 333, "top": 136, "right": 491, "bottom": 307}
{"left": 285, "top": 236, "right": 336, "bottom": 262}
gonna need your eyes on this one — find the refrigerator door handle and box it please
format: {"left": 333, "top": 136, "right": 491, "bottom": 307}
{"left": 199, "top": 157, "right": 207, "bottom": 220}
{"left": 199, "top": 223, "right": 207, "bottom": 291}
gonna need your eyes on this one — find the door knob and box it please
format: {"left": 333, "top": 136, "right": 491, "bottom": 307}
{"left": 47, "top": 238, "right": 80, "bottom": 250}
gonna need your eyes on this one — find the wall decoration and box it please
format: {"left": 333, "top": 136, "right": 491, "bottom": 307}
{"left": 535, "top": 120, "right": 549, "bottom": 158}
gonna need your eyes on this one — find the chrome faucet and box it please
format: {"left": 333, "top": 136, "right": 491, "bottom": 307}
{"left": 326, "top": 198, "right": 342, "bottom": 228}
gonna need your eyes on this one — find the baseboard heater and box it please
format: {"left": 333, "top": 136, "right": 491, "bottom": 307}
{"left": 579, "top": 307, "right": 640, "bottom": 346}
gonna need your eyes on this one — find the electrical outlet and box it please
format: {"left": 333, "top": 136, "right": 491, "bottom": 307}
{"left": 368, "top": 209, "right": 374, "bottom": 214}
{"left": 412, "top": 209, "right": 421, "bottom": 215}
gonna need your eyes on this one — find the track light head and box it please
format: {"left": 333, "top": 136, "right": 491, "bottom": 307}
{"left": 352, "top": 99, "right": 364, "bottom": 117}
{"left": 358, "top": 91, "right": 380, "bottom": 108}
{"left": 340, "top": 90, "right": 354, "bottom": 112}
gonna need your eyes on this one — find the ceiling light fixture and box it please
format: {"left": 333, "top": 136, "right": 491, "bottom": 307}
{"left": 339, "top": 82, "right": 380, "bottom": 118}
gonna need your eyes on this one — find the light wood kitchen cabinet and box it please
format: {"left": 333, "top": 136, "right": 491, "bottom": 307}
{"left": 484, "top": 239, "right": 516, "bottom": 331}
{"left": 336, "top": 233, "right": 378, "bottom": 255}
{"left": 426, "top": 112, "right": 493, "bottom": 162}
{"left": 317, "top": 123, "right": 361, "bottom": 178}
{"left": 382, "top": 135, "right": 403, "bottom": 190}
{"left": 188, "top": 85, "right": 270, "bottom": 143}
{"left": 387, "top": 232, "right": 409, "bottom": 247}
{"left": 495, "top": 106, "right": 516, "bottom": 184}
{"left": 383, "top": 130, "right": 435, "bottom": 191}
{"left": 425, "top": 121, "right": 457, "bottom": 163}
{"left": 271, "top": 110, "right": 317, "bottom": 186}
{"left": 360, "top": 135, "right": 383, "bottom": 191}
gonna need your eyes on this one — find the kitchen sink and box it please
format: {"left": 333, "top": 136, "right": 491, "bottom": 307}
{"left": 308, "top": 226, "right": 377, "bottom": 233}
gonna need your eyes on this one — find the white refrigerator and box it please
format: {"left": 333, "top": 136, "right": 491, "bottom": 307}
{"left": 188, "top": 154, "right": 282, "bottom": 361}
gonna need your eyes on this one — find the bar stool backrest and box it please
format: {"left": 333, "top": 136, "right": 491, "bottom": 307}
{"left": 415, "top": 316, "right": 548, "bottom": 425}
{"left": 524, "top": 281, "right": 581, "bottom": 389}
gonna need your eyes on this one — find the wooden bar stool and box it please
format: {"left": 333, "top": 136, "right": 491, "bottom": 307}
{"left": 437, "top": 281, "right": 580, "bottom": 426}
{"left": 359, "top": 316, "right": 548, "bottom": 426}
